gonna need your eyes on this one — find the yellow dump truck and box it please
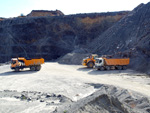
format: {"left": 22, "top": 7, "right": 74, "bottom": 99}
{"left": 95, "top": 57, "right": 130, "bottom": 70}
{"left": 11, "top": 57, "right": 44, "bottom": 72}
{"left": 82, "top": 54, "right": 98, "bottom": 68}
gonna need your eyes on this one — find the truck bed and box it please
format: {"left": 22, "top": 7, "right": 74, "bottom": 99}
{"left": 18, "top": 58, "right": 44, "bottom": 66}
{"left": 104, "top": 58, "right": 130, "bottom": 66}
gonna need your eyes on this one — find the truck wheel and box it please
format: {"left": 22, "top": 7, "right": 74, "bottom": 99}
{"left": 106, "top": 66, "right": 110, "bottom": 70}
{"left": 122, "top": 66, "right": 127, "bottom": 70}
{"left": 100, "top": 67, "right": 105, "bottom": 71}
{"left": 117, "top": 66, "right": 122, "bottom": 70}
{"left": 97, "top": 68, "right": 100, "bottom": 70}
{"left": 15, "top": 67, "right": 20, "bottom": 72}
{"left": 87, "top": 62, "right": 94, "bottom": 68}
{"left": 36, "top": 65, "right": 41, "bottom": 71}
{"left": 30, "top": 66, "right": 35, "bottom": 71}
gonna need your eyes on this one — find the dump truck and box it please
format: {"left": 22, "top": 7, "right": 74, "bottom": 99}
{"left": 11, "top": 57, "right": 44, "bottom": 72}
{"left": 82, "top": 54, "right": 98, "bottom": 68}
{"left": 95, "top": 57, "right": 130, "bottom": 70}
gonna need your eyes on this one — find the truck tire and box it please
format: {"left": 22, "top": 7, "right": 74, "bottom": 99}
{"left": 36, "top": 65, "right": 41, "bottom": 71}
{"left": 15, "top": 67, "right": 20, "bottom": 72}
{"left": 97, "top": 68, "right": 100, "bottom": 70}
{"left": 105, "top": 66, "right": 110, "bottom": 70}
{"left": 122, "top": 65, "right": 127, "bottom": 70}
{"left": 30, "top": 66, "right": 36, "bottom": 71}
{"left": 100, "top": 66, "right": 105, "bottom": 71}
{"left": 117, "top": 66, "right": 122, "bottom": 70}
{"left": 87, "top": 62, "right": 94, "bottom": 68}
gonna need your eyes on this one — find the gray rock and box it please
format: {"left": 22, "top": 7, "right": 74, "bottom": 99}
{"left": 56, "top": 84, "right": 150, "bottom": 113}
{"left": 58, "top": 52, "right": 91, "bottom": 65}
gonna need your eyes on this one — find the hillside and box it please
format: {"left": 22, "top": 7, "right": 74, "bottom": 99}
{"left": 0, "top": 11, "right": 128, "bottom": 63}
{"left": 88, "top": 3, "right": 150, "bottom": 74}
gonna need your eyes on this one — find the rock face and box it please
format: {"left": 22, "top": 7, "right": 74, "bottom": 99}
{"left": 0, "top": 11, "right": 127, "bottom": 63}
{"left": 27, "top": 10, "right": 64, "bottom": 17}
{"left": 88, "top": 3, "right": 150, "bottom": 74}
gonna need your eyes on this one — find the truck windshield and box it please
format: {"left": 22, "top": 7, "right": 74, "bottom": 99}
{"left": 96, "top": 59, "right": 102, "bottom": 63}
{"left": 99, "top": 60, "right": 102, "bottom": 63}
{"left": 11, "top": 60, "right": 16, "bottom": 64}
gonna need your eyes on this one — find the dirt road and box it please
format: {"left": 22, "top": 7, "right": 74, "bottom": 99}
{"left": 0, "top": 62, "right": 150, "bottom": 112}
{"left": 0, "top": 62, "right": 150, "bottom": 99}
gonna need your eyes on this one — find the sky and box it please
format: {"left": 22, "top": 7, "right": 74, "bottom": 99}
{"left": 0, "top": 0, "right": 149, "bottom": 18}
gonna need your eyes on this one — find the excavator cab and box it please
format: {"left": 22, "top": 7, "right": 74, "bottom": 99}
{"left": 92, "top": 54, "right": 98, "bottom": 59}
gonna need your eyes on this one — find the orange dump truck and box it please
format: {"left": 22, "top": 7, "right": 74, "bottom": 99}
{"left": 95, "top": 57, "right": 130, "bottom": 70}
{"left": 11, "top": 57, "right": 44, "bottom": 72}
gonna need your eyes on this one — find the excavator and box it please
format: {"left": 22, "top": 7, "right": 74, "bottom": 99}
{"left": 82, "top": 54, "right": 98, "bottom": 68}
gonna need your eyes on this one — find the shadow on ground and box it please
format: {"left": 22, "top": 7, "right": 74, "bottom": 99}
{"left": 77, "top": 67, "right": 126, "bottom": 75}
{"left": 77, "top": 67, "right": 94, "bottom": 71}
{"left": 0, "top": 70, "right": 37, "bottom": 76}
{"left": 88, "top": 69, "right": 124, "bottom": 75}
{"left": 86, "top": 83, "right": 104, "bottom": 89}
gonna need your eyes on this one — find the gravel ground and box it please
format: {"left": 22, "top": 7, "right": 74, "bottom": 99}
{"left": 0, "top": 62, "right": 150, "bottom": 113}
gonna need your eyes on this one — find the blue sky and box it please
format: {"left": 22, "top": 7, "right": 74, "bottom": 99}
{"left": 0, "top": 0, "right": 33, "bottom": 17}
{"left": 0, "top": 0, "right": 149, "bottom": 18}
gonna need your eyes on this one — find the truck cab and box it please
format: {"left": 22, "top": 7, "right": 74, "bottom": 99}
{"left": 11, "top": 58, "right": 21, "bottom": 69}
{"left": 95, "top": 58, "right": 105, "bottom": 70}
{"left": 11, "top": 58, "right": 25, "bottom": 71}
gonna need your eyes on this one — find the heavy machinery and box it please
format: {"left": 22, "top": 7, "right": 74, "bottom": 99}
{"left": 95, "top": 57, "right": 130, "bottom": 70}
{"left": 11, "top": 57, "right": 44, "bottom": 72}
{"left": 82, "top": 54, "right": 98, "bottom": 68}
